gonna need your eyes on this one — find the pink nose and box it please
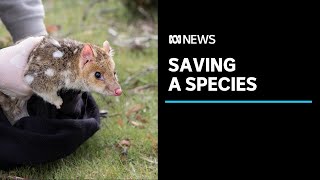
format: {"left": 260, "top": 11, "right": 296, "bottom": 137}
{"left": 115, "top": 88, "right": 122, "bottom": 96}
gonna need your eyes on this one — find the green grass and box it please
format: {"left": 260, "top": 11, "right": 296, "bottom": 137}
{"left": 0, "top": 0, "right": 158, "bottom": 179}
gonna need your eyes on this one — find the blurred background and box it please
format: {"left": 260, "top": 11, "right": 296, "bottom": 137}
{"left": 0, "top": 0, "right": 158, "bottom": 179}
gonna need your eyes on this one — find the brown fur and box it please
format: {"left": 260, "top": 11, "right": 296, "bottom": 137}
{"left": 0, "top": 36, "right": 121, "bottom": 124}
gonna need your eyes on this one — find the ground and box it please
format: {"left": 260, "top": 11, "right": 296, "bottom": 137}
{"left": 0, "top": 0, "right": 158, "bottom": 179}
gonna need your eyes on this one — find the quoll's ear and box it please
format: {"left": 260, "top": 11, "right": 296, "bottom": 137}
{"left": 103, "top": 40, "right": 111, "bottom": 53}
{"left": 80, "top": 44, "right": 94, "bottom": 69}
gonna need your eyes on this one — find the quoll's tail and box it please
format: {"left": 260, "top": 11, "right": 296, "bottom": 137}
{"left": 0, "top": 92, "right": 29, "bottom": 125}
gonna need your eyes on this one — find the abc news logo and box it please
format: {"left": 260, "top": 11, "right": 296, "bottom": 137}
{"left": 169, "top": 35, "right": 215, "bottom": 45}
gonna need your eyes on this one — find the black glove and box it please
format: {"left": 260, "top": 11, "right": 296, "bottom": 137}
{"left": 0, "top": 91, "right": 101, "bottom": 170}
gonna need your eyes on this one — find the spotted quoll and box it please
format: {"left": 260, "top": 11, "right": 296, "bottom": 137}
{"left": 0, "top": 36, "right": 122, "bottom": 125}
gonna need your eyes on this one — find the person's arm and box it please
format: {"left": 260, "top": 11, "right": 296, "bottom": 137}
{"left": 0, "top": 0, "right": 47, "bottom": 43}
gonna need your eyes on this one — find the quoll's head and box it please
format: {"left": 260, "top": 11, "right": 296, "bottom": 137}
{"left": 79, "top": 40, "right": 122, "bottom": 96}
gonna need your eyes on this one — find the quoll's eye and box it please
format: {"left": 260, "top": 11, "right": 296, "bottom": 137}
{"left": 95, "top": 72, "right": 102, "bottom": 79}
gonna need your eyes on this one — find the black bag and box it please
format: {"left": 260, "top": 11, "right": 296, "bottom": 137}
{"left": 0, "top": 91, "right": 101, "bottom": 170}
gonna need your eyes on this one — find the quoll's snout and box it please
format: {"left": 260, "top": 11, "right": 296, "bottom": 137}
{"left": 115, "top": 88, "right": 122, "bottom": 96}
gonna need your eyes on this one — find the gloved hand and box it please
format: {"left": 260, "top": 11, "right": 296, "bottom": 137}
{"left": 0, "top": 36, "right": 44, "bottom": 97}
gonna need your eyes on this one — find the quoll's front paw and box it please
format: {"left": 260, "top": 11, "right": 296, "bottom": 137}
{"left": 54, "top": 98, "right": 63, "bottom": 109}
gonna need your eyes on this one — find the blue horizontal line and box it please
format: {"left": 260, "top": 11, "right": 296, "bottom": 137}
{"left": 165, "top": 100, "right": 312, "bottom": 104}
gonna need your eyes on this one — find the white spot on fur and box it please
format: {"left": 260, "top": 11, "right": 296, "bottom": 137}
{"left": 67, "top": 62, "right": 71, "bottom": 67}
{"left": 40, "top": 44, "right": 45, "bottom": 48}
{"left": 65, "top": 78, "right": 70, "bottom": 85}
{"left": 34, "top": 73, "right": 38, "bottom": 76}
{"left": 53, "top": 50, "right": 64, "bottom": 58}
{"left": 45, "top": 68, "right": 55, "bottom": 77}
{"left": 36, "top": 56, "right": 41, "bottom": 61}
{"left": 49, "top": 38, "right": 61, "bottom": 47}
{"left": 73, "top": 48, "right": 78, "bottom": 54}
{"left": 25, "top": 75, "right": 34, "bottom": 85}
